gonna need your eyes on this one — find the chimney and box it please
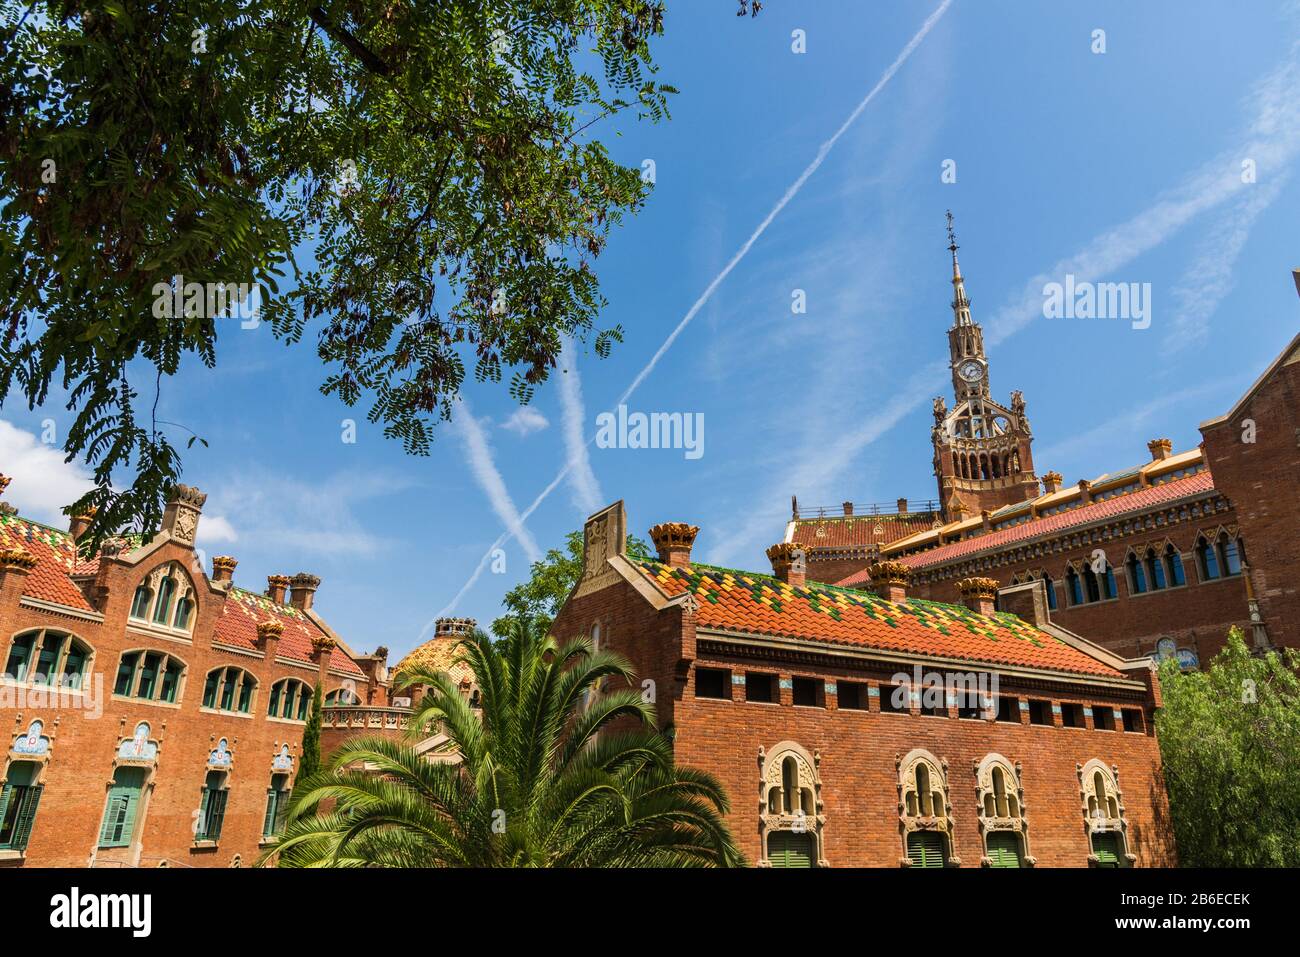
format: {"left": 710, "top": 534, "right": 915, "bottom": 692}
{"left": 1147, "top": 438, "right": 1172, "bottom": 462}
{"left": 980, "top": 509, "right": 992, "bottom": 532}
{"left": 310, "top": 633, "right": 337, "bottom": 682}
{"left": 266, "top": 574, "right": 290, "bottom": 604}
{"left": 0, "top": 546, "right": 38, "bottom": 601}
{"left": 996, "top": 579, "right": 1050, "bottom": 627}
{"left": 211, "top": 555, "right": 237, "bottom": 584}
{"left": 868, "top": 560, "right": 911, "bottom": 603}
{"left": 842, "top": 501, "right": 854, "bottom": 517}
{"left": 1041, "top": 471, "right": 1063, "bottom": 495}
{"left": 957, "top": 577, "right": 999, "bottom": 616}
{"left": 1077, "top": 479, "right": 1092, "bottom": 504}
{"left": 161, "top": 484, "right": 206, "bottom": 546}
{"left": 896, "top": 497, "right": 908, "bottom": 514}
{"left": 766, "top": 543, "right": 807, "bottom": 588}
{"left": 434, "top": 617, "right": 477, "bottom": 639}
{"left": 254, "top": 619, "right": 283, "bottom": 659}
{"left": 649, "top": 522, "right": 699, "bottom": 568}
{"left": 68, "top": 507, "right": 97, "bottom": 542}
{"left": 289, "top": 572, "right": 321, "bottom": 612}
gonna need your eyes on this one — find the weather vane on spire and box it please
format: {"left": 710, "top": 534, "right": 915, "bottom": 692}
{"left": 945, "top": 209, "right": 958, "bottom": 253}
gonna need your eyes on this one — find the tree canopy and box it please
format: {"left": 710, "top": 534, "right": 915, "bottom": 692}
{"left": 1156, "top": 628, "right": 1300, "bottom": 867}
{"left": 0, "top": 1, "right": 686, "bottom": 546}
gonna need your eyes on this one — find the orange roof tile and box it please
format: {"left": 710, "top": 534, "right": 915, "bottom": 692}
{"left": 214, "top": 587, "right": 363, "bottom": 676}
{"left": 0, "top": 514, "right": 94, "bottom": 610}
{"left": 634, "top": 559, "right": 1122, "bottom": 679}
{"left": 791, "top": 512, "right": 941, "bottom": 549}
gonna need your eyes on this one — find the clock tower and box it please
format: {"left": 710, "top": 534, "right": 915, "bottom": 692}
{"left": 931, "top": 213, "right": 1040, "bottom": 519}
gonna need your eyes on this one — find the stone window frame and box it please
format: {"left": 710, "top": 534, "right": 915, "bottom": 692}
{"left": 200, "top": 665, "right": 259, "bottom": 716}
{"left": 897, "top": 748, "right": 960, "bottom": 866}
{"left": 1077, "top": 759, "right": 1136, "bottom": 867}
{"left": 2, "top": 627, "right": 96, "bottom": 693}
{"left": 1193, "top": 524, "right": 1244, "bottom": 583}
{"left": 128, "top": 561, "right": 199, "bottom": 637}
{"left": 973, "top": 753, "right": 1034, "bottom": 867}
{"left": 756, "top": 741, "right": 826, "bottom": 867}
{"left": 95, "top": 720, "right": 162, "bottom": 858}
{"left": 267, "top": 677, "right": 314, "bottom": 723}
{"left": 111, "top": 647, "right": 188, "bottom": 706}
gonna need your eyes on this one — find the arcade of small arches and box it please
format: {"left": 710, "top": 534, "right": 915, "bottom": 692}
{"left": 753, "top": 742, "right": 1132, "bottom": 868}
{"left": 950, "top": 445, "right": 1024, "bottom": 482}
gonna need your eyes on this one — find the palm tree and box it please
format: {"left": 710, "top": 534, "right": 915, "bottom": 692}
{"left": 265, "top": 616, "right": 741, "bottom": 867}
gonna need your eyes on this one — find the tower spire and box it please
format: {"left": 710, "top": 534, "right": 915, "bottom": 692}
{"left": 946, "top": 210, "right": 973, "bottom": 327}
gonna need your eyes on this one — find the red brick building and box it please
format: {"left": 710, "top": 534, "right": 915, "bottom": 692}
{"left": 787, "top": 230, "right": 1299, "bottom": 665}
{"left": 551, "top": 503, "right": 1174, "bottom": 867}
{"left": 0, "top": 481, "right": 391, "bottom": 867}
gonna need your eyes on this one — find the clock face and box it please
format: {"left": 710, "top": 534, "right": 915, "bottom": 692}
{"left": 958, "top": 360, "right": 984, "bottom": 383}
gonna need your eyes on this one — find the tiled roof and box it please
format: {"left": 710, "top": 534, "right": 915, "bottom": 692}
{"left": 214, "top": 587, "right": 364, "bottom": 676}
{"left": 634, "top": 559, "right": 1122, "bottom": 679}
{"left": 791, "top": 513, "right": 942, "bottom": 549}
{"left": 842, "top": 471, "right": 1215, "bottom": 580}
{"left": 392, "top": 638, "right": 474, "bottom": 685}
{"left": 0, "top": 514, "right": 94, "bottom": 609}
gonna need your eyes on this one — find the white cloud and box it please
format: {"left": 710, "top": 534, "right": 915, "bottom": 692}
{"left": 0, "top": 418, "right": 95, "bottom": 527}
{"left": 453, "top": 400, "right": 542, "bottom": 563}
{"left": 197, "top": 514, "right": 239, "bottom": 545}
{"left": 558, "top": 336, "right": 604, "bottom": 515}
{"left": 500, "top": 406, "right": 549, "bottom": 436}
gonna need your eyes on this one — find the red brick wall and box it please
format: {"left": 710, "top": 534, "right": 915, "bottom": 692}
{"left": 0, "top": 539, "right": 363, "bottom": 868}
{"left": 552, "top": 571, "right": 1175, "bottom": 867}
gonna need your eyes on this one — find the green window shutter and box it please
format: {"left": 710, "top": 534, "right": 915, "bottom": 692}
{"left": 768, "top": 830, "right": 813, "bottom": 868}
{"left": 907, "top": 831, "right": 946, "bottom": 868}
{"left": 197, "top": 786, "right": 212, "bottom": 839}
{"left": 1091, "top": 832, "right": 1121, "bottom": 867}
{"left": 985, "top": 831, "right": 1022, "bottom": 868}
{"left": 100, "top": 768, "right": 144, "bottom": 848}
{"left": 208, "top": 789, "right": 228, "bottom": 841}
{"left": 262, "top": 788, "right": 278, "bottom": 837}
{"left": 11, "top": 785, "right": 42, "bottom": 851}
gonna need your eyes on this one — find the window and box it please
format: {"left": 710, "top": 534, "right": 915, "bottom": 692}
{"left": 268, "top": 679, "right": 314, "bottom": 721}
{"left": 196, "top": 771, "right": 229, "bottom": 842}
{"left": 994, "top": 695, "right": 1022, "bottom": 723}
{"left": 1079, "top": 760, "right": 1131, "bottom": 866}
{"left": 696, "top": 670, "right": 728, "bottom": 696}
{"left": 128, "top": 562, "right": 198, "bottom": 633}
{"left": 767, "top": 830, "right": 814, "bottom": 868}
{"left": 323, "top": 687, "right": 361, "bottom": 706}
{"left": 202, "top": 667, "right": 256, "bottom": 715}
{"left": 1126, "top": 552, "right": 1147, "bottom": 594}
{"left": 985, "top": 831, "right": 1024, "bottom": 868}
{"left": 1144, "top": 547, "right": 1167, "bottom": 590}
{"left": 0, "top": 761, "right": 43, "bottom": 852}
{"left": 262, "top": 773, "right": 291, "bottom": 838}
{"left": 1121, "top": 709, "right": 1145, "bottom": 733}
{"left": 745, "top": 672, "right": 776, "bottom": 704}
{"left": 878, "top": 682, "right": 908, "bottom": 714}
{"left": 1091, "top": 832, "right": 1122, "bottom": 867}
{"left": 1027, "top": 699, "right": 1052, "bottom": 726}
{"left": 1042, "top": 571, "right": 1058, "bottom": 610}
{"left": 1215, "top": 533, "right": 1242, "bottom": 577}
{"left": 1066, "top": 567, "right": 1084, "bottom": 606}
{"left": 837, "top": 681, "right": 866, "bottom": 711}
{"left": 1060, "top": 702, "right": 1085, "bottom": 728}
{"left": 1165, "top": 545, "right": 1186, "bottom": 586}
{"left": 791, "top": 677, "right": 821, "bottom": 707}
{"left": 1196, "top": 535, "right": 1220, "bottom": 580}
{"left": 899, "top": 750, "right": 953, "bottom": 867}
{"left": 99, "top": 766, "right": 146, "bottom": 848}
{"left": 1093, "top": 707, "right": 1116, "bottom": 731}
{"left": 759, "top": 741, "right": 823, "bottom": 867}
{"left": 3, "top": 629, "right": 91, "bottom": 690}
{"left": 975, "top": 755, "right": 1031, "bottom": 867}
{"left": 906, "top": 831, "right": 946, "bottom": 868}
{"left": 113, "top": 650, "right": 186, "bottom": 703}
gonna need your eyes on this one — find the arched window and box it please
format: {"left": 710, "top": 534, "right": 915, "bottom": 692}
{"left": 202, "top": 666, "right": 257, "bottom": 714}
{"left": 1126, "top": 553, "right": 1147, "bottom": 594}
{"left": 898, "top": 749, "right": 955, "bottom": 867}
{"left": 113, "top": 650, "right": 186, "bottom": 703}
{"left": 1216, "top": 533, "right": 1242, "bottom": 576}
{"left": 1164, "top": 545, "right": 1185, "bottom": 586}
{"left": 1196, "top": 535, "right": 1219, "bottom": 581}
{"left": 3, "top": 629, "right": 93, "bottom": 690}
{"left": 267, "top": 678, "right": 314, "bottom": 721}
{"left": 324, "top": 687, "right": 361, "bottom": 706}
{"left": 1081, "top": 565, "right": 1102, "bottom": 603}
{"left": 759, "top": 742, "right": 824, "bottom": 867}
{"left": 1065, "top": 567, "right": 1084, "bottom": 606}
{"left": 196, "top": 770, "right": 229, "bottom": 842}
{"left": 975, "top": 755, "right": 1032, "bottom": 867}
{"left": 1041, "top": 571, "right": 1057, "bottom": 610}
{"left": 1078, "top": 760, "right": 1133, "bottom": 867}
{"left": 1100, "top": 562, "right": 1118, "bottom": 600}
{"left": 129, "top": 562, "right": 198, "bottom": 633}
{"left": 1144, "top": 548, "right": 1166, "bottom": 590}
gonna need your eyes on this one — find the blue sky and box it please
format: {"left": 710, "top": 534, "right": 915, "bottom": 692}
{"left": 3, "top": 0, "right": 1298, "bottom": 664}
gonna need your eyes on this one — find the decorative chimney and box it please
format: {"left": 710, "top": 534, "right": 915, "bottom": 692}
{"left": 1077, "top": 479, "right": 1093, "bottom": 504}
{"left": 68, "top": 507, "right": 97, "bottom": 542}
{"left": 957, "top": 577, "right": 999, "bottom": 616}
{"left": 254, "top": 619, "right": 283, "bottom": 659}
{"left": 1147, "top": 438, "right": 1172, "bottom": 462}
{"left": 1041, "top": 471, "right": 1063, "bottom": 495}
{"left": 434, "top": 617, "right": 477, "bottom": 638}
{"left": 649, "top": 522, "right": 699, "bottom": 568}
{"left": 896, "top": 497, "right": 909, "bottom": 514}
{"left": 980, "top": 509, "right": 992, "bottom": 532}
{"left": 842, "top": 501, "right": 854, "bottom": 517}
{"left": 211, "top": 555, "right": 237, "bottom": 584}
{"left": 0, "top": 474, "right": 16, "bottom": 517}
{"left": 0, "top": 546, "right": 38, "bottom": 598}
{"left": 267, "top": 574, "right": 290, "bottom": 604}
{"left": 868, "top": 560, "right": 911, "bottom": 603}
{"left": 161, "top": 484, "right": 206, "bottom": 546}
{"left": 766, "top": 543, "right": 807, "bottom": 588}
{"left": 289, "top": 572, "right": 321, "bottom": 612}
